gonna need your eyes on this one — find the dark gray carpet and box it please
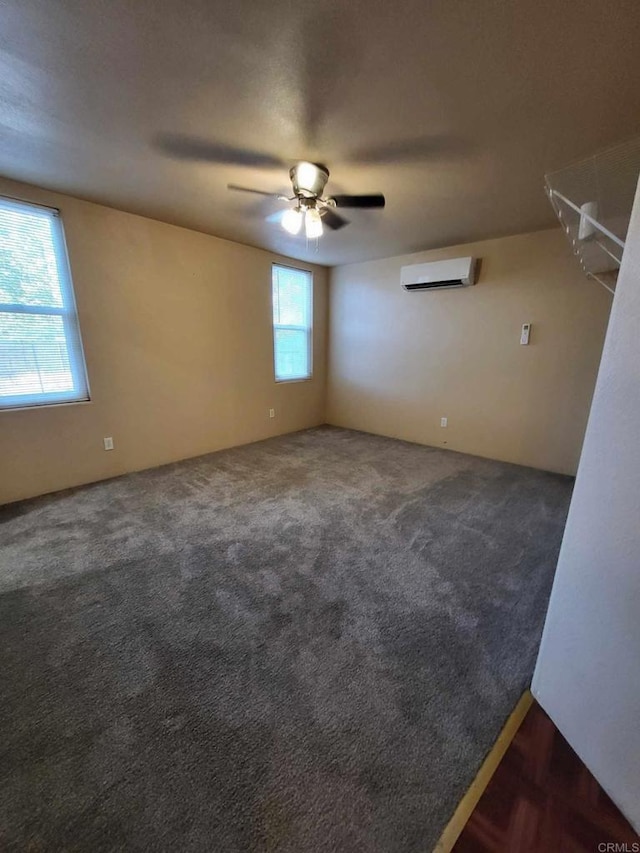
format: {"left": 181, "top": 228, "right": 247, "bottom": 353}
{"left": 0, "top": 426, "right": 571, "bottom": 852}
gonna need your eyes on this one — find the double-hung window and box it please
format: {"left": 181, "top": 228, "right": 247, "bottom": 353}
{"left": 0, "top": 197, "right": 89, "bottom": 410}
{"left": 272, "top": 264, "right": 312, "bottom": 382}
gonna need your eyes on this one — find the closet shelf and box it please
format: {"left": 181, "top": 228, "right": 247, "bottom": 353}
{"left": 545, "top": 136, "right": 640, "bottom": 295}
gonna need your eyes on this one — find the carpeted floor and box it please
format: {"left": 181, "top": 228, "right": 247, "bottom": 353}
{"left": 0, "top": 426, "right": 572, "bottom": 852}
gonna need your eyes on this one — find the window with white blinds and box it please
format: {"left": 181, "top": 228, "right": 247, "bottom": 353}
{"left": 0, "top": 197, "right": 89, "bottom": 410}
{"left": 272, "top": 265, "right": 313, "bottom": 382}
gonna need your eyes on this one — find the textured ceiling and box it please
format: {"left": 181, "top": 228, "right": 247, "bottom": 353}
{"left": 1, "top": 0, "right": 640, "bottom": 266}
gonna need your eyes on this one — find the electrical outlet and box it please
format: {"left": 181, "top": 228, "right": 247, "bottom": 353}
{"left": 440, "top": 417, "right": 448, "bottom": 428}
{"left": 269, "top": 408, "right": 275, "bottom": 419}
{"left": 103, "top": 436, "right": 114, "bottom": 451}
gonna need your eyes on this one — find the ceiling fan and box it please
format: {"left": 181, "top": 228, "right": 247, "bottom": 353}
{"left": 227, "top": 161, "right": 385, "bottom": 239}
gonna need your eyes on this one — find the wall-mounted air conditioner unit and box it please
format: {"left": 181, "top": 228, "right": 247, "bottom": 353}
{"left": 400, "top": 257, "right": 477, "bottom": 291}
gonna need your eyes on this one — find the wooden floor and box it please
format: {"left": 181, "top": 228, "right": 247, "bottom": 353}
{"left": 453, "top": 701, "right": 639, "bottom": 852}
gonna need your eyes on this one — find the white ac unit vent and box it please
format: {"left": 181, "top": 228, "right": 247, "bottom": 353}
{"left": 401, "top": 257, "right": 477, "bottom": 291}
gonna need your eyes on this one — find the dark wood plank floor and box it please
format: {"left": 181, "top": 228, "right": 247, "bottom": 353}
{"left": 453, "top": 700, "right": 639, "bottom": 852}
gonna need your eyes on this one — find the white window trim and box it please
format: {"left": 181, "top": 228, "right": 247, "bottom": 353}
{"left": 272, "top": 264, "right": 313, "bottom": 384}
{"left": 0, "top": 196, "right": 90, "bottom": 411}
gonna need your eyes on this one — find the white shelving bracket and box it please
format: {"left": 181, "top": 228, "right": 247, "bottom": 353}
{"left": 545, "top": 137, "right": 640, "bottom": 296}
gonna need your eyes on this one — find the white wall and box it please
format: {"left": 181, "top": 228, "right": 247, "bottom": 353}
{"left": 533, "top": 180, "right": 640, "bottom": 831}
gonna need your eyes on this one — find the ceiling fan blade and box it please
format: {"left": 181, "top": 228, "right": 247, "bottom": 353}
{"left": 330, "top": 194, "right": 385, "bottom": 209}
{"left": 320, "top": 207, "right": 349, "bottom": 230}
{"left": 298, "top": 10, "right": 362, "bottom": 152}
{"left": 155, "top": 134, "right": 286, "bottom": 169}
{"left": 265, "top": 211, "right": 284, "bottom": 223}
{"left": 228, "top": 184, "right": 287, "bottom": 199}
{"left": 346, "top": 135, "right": 471, "bottom": 165}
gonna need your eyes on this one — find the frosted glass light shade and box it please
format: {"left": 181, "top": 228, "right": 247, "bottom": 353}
{"left": 305, "top": 208, "right": 323, "bottom": 239}
{"left": 281, "top": 207, "right": 303, "bottom": 235}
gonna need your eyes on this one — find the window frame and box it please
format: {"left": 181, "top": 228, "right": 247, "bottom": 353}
{"left": 0, "top": 195, "right": 90, "bottom": 411}
{"left": 271, "top": 263, "right": 313, "bottom": 384}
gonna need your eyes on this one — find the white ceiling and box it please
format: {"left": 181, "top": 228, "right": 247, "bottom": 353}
{"left": 1, "top": 0, "right": 639, "bottom": 266}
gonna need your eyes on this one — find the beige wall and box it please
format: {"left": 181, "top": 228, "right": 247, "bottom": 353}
{"left": 0, "top": 182, "right": 613, "bottom": 504}
{"left": 0, "top": 177, "right": 328, "bottom": 505}
{"left": 326, "top": 229, "right": 611, "bottom": 475}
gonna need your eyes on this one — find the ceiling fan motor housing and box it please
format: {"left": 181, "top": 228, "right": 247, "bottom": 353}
{"left": 290, "top": 162, "right": 330, "bottom": 198}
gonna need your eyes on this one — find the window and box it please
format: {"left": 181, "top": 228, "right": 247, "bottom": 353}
{"left": 272, "top": 264, "right": 312, "bottom": 382}
{"left": 0, "top": 197, "right": 89, "bottom": 410}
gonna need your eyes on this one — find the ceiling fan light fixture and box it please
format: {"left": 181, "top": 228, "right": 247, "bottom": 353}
{"left": 281, "top": 206, "right": 303, "bottom": 235}
{"left": 228, "top": 160, "right": 384, "bottom": 236}
{"left": 305, "top": 207, "right": 323, "bottom": 239}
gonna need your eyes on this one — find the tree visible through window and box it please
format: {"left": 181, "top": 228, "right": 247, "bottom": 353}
{"left": 0, "top": 197, "right": 89, "bottom": 409}
{"left": 272, "top": 265, "right": 313, "bottom": 382}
